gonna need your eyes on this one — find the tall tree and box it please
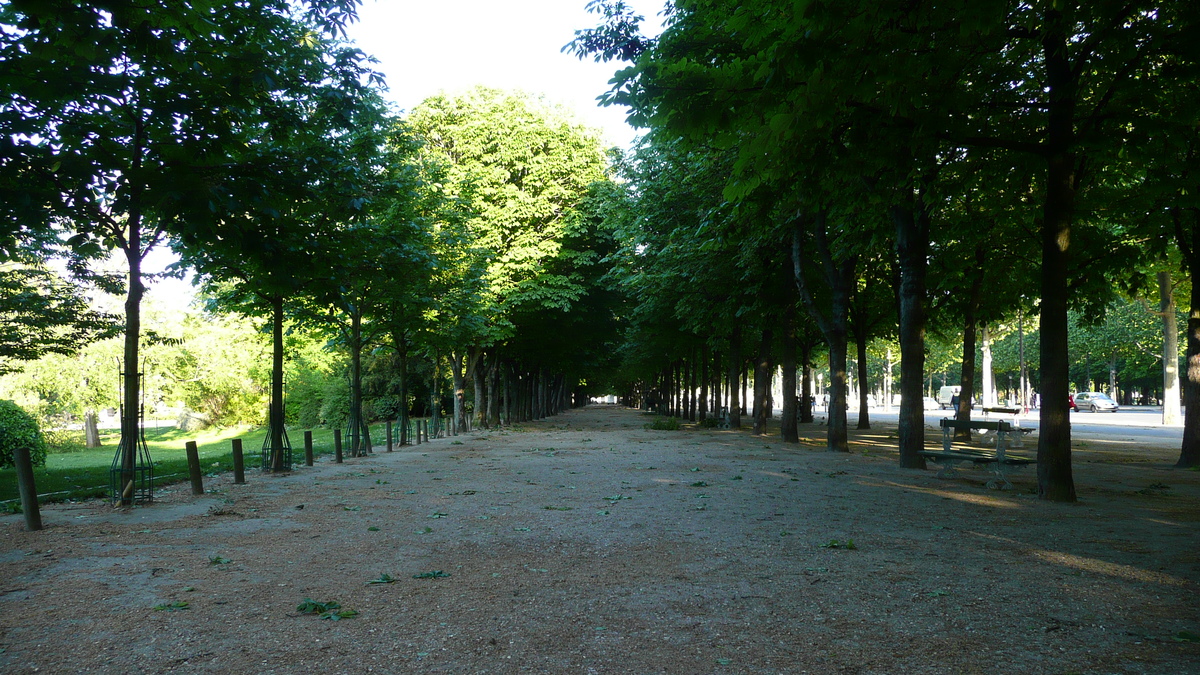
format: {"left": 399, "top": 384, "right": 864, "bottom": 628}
{"left": 407, "top": 87, "right": 610, "bottom": 424}
{"left": 1, "top": 0, "right": 365, "bottom": 497}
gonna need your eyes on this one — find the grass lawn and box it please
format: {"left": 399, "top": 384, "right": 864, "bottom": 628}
{"left": 1, "top": 419, "right": 425, "bottom": 506}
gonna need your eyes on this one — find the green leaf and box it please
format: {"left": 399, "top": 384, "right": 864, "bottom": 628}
{"left": 153, "top": 601, "right": 190, "bottom": 611}
{"left": 412, "top": 570, "right": 451, "bottom": 579}
{"left": 297, "top": 598, "right": 340, "bottom": 614}
{"left": 320, "top": 608, "right": 358, "bottom": 620}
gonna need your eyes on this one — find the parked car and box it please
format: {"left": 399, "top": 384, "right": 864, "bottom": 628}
{"left": 923, "top": 396, "right": 940, "bottom": 411}
{"left": 1073, "top": 391, "right": 1119, "bottom": 413}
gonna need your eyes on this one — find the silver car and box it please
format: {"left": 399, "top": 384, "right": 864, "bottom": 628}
{"left": 1073, "top": 391, "right": 1119, "bottom": 412}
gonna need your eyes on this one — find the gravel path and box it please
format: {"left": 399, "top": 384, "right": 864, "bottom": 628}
{"left": 2, "top": 405, "right": 1197, "bottom": 673}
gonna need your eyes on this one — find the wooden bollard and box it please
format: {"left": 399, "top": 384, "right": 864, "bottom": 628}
{"left": 334, "top": 429, "right": 343, "bottom": 463}
{"left": 185, "top": 441, "right": 204, "bottom": 495}
{"left": 304, "top": 431, "right": 314, "bottom": 466}
{"left": 386, "top": 420, "right": 393, "bottom": 452}
{"left": 13, "top": 444, "right": 42, "bottom": 531}
{"left": 232, "top": 438, "right": 245, "bottom": 484}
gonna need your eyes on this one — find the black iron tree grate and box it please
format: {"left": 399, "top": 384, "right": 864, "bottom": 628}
{"left": 261, "top": 385, "right": 292, "bottom": 471}
{"left": 261, "top": 426, "right": 292, "bottom": 471}
{"left": 109, "top": 366, "right": 153, "bottom": 505}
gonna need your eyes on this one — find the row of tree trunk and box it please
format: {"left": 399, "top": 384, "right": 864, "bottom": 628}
{"left": 638, "top": 334, "right": 819, "bottom": 441}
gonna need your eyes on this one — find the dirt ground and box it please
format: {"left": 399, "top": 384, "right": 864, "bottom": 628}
{"left": 1, "top": 405, "right": 1198, "bottom": 674}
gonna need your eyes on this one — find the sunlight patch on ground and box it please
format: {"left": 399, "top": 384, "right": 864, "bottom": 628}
{"left": 857, "top": 479, "right": 1027, "bottom": 509}
{"left": 1027, "top": 548, "right": 1191, "bottom": 587}
{"left": 929, "top": 490, "right": 1024, "bottom": 509}
{"left": 1142, "top": 517, "right": 1187, "bottom": 528}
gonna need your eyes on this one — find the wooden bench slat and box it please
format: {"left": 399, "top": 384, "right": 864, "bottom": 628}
{"left": 929, "top": 416, "right": 1034, "bottom": 489}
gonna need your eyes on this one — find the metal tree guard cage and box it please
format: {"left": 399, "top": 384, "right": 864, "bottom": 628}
{"left": 261, "top": 385, "right": 292, "bottom": 471}
{"left": 109, "top": 365, "right": 154, "bottom": 505}
{"left": 260, "top": 425, "right": 292, "bottom": 472}
{"left": 344, "top": 407, "right": 372, "bottom": 457}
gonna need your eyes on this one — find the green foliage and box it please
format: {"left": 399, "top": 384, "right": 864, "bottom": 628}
{"left": 0, "top": 304, "right": 280, "bottom": 427}
{"left": 0, "top": 399, "right": 46, "bottom": 469}
{"left": 366, "top": 573, "right": 396, "bottom": 584}
{"left": 370, "top": 395, "right": 401, "bottom": 422}
{"left": 411, "top": 570, "right": 451, "bottom": 579}
{"left": 0, "top": 260, "right": 118, "bottom": 374}
{"left": 318, "top": 378, "right": 351, "bottom": 430}
{"left": 644, "top": 416, "right": 681, "bottom": 431}
{"left": 1174, "top": 631, "right": 1200, "bottom": 643}
{"left": 296, "top": 598, "right": 357, "bottom": 620}
{"left": 819, "top": 539, "right": 857, "bottom": 550}
{"left": 153, "top": 601, "right": 190, "bottom": 611}
{"left": 41, "top": 428, "right": 86, "bottom": 454}
{"left": 0, "top": 423, "right": 365, "bottom": 503}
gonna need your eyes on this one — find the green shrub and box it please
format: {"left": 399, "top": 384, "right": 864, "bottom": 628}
{"left": 645, "top": 416, "right": 681, "bottom": 431}
{"left": 286, "top": 369, "right": 331, "bottom": 428}
{"left": 318, "top": 379, "right": 350, "bottom": 430}
{"left": 0, "top": 400, "right": 48, "bottom": 468}
{"left": 370, "top": 395, "right": 400, "bottom": 422}
{"left": 698, "top": 418, "right": 719, "bottom": 428}
{"left": 42, "top": 427, "right": 87, "bottom": 453}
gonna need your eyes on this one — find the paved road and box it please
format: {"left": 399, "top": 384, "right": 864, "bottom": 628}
{"left": 839, "top": 405, "right": 1185, "bottom": 443}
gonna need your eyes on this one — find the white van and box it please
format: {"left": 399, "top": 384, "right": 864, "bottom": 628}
{"left": 937, "top": 385, "right": 961, "bottom": 409}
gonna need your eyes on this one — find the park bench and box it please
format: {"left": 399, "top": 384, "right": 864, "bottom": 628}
{"left": 918, "top": 418, "right": 1035, "bottom": 490}
{"left": 979, "top": 406, "right": 1033, "bottom": 448}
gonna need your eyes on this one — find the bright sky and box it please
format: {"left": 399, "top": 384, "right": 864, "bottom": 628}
{"left": 343, "top": 0, "right": 666, "bottom": 149}
{"left": 152, "top": 1, "right": 669, "bottom": 308}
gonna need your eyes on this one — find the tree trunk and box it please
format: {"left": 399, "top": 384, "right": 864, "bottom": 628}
{"left": 395, "top": 339, "right": 408, "bottom": 445}
{"left": 791, "top": 214, "right": 854, "bottom": 452}
{"left": 540, "top": 365, "right": 549, "bottom": 417}
{"left": 501, "top": 363, "right": 511, "bottom": 425}
{"left": 1175, "top": 207, "right": 1200, "bottom": 467}
{"left": 781, "top": 303, "right": 798, "bottom": 442}
{"left": 854, "top": 323, "right": 870, "bottom": 430}
{"left": 956, "top": 307, "right": 979, "bottom": 442}
{"left": 487, "top": 358, "right": 500, "bottom": 428}
{"left": 84, "top": 411, "right": 101, "bottom": 448}
{"left": 430, "top": 352, "right": 441, "bottom": 436}
{"left": 347, "top": 310, "right": 369, "bottom": 455}
{"left": 691, "top": 353, "right": 700, "bottom": 420}
{"left": 734, "top": 357, "right": 744, "bottom": 415}
{"left": 728, "top": 326, "right": 742, "bottom": 428}
{"left": 699, "top": 345, "right": 709, "bottom": 422}
{"left": 1160, "top": 271, "right": 1182, "bottom": 426}
{"left": 981, "top": 323, "right": 995, "bottom": 407}
{"left": 1036, "top": 9, "right": 1078, "bottom": 501}
{"left": 268, "top": 295, "right": 287, "bottom": 471}
{"left": 450, "top": 352, "right": 467, "bottom": 434}
{"left": 117, "top": 222, "right": 145, "bottom": 505}
{"left": 892, "top": 188, "right": 929, "bottom": 470}
{"left": 753, "top": 328, "right": 773, "bottom": 435}
{"left": 955, "top": 248, "right": 987, "bottom": 441}
{"left": 472, "top": 349, "right": 487, "bottom": 429}
{"left": 800, "top": 339, "right": 814, "bottom": 424}
{"left": 711, "top": 349, "right": 721, "bottom": 416}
